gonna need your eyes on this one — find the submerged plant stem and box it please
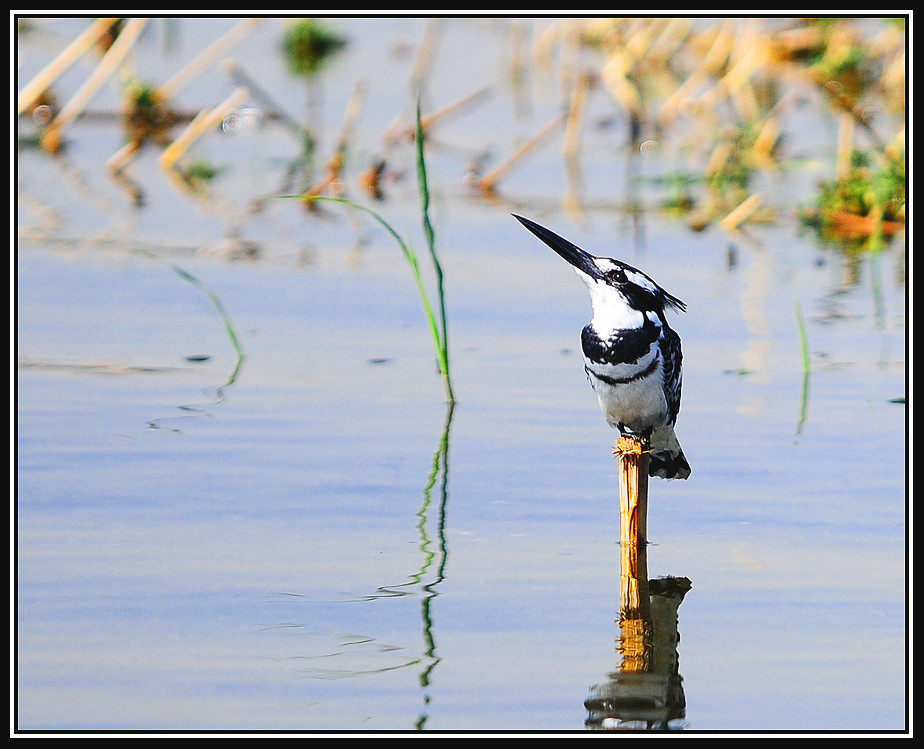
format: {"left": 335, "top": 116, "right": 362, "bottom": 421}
{"left": 171, "top": 263, "right": 245, "bottom": 387}
{"left": 794, "top": 299, "right": 811, "bottom": 435}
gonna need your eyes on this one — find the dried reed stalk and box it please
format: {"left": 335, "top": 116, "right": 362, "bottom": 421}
{"left": 476, "top": 112, "right": 564, "bottom": 194}
{"left": 384, "top": 88, "right": 490, "bottom": 145}
{"left": 305, "top": 82, "right": 367, "bottom": 200}
{"left": 160, "top": 86, "right": 249, "bottom": 174}
{"left": 720, "top": 192, "right": 764, "bottom": 233}
{"left": 39, "top": 18, "right": 148, "bottom": 153}
{"left": 18, "top": 17, "right": 120, "bottom": 115}
{"left": 563, "top": 73, "right": 590, "bottom": 161}
{"left": 157, "top": 18, "right": 261, "bottom": 101}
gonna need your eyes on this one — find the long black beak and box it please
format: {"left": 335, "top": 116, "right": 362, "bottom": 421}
{"left": 513, "top": 215, "right": 602, "bottom": 280}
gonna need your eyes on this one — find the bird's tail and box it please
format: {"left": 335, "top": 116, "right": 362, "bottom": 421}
{"left": 649, "top": 425, "right": 691, "bottom": 480}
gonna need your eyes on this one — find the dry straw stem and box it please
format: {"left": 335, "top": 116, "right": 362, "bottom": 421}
{"left": 157, "top": 18, "right": 261, "bottom": 101}
{"left": 106, "top": 138, "right": 142, "bottom": 175}
{"left": 39, "top": 18, "right": 148, "bottom": 154}
{"left": 384, "top": 87, "right": 491, "bottom": 145}
{"left": 836, "top": 111, "right": 856, "bottom": 180}
{"left": 658, "top": 18, "right": 737, "bottom": 124}
{"left": 160, "top": 86, "right": 249, "bottom": 176}
{"left": 476, "top": 111, "right": 565, "bottom": 194}
{"left": 221, "top": 59, "right": 305, "bottom": 139}
{"left": 563, "top": 72, "right": 591, "bottom": 161}
{"left": 720, "top": 192, "right": 764, "bottom": 233}
{"left": 703, "top": 23, "right": 771, "bottom": 123}
{"left": 408, "top": 17, "right": 441, "bottom": 92}
{"left": 305, "top": 82, "right": 366, "bottom": 200}
{"left": 600, "top": 53, "right": 641, "bottom": 117}
{"left": 18, "top": 17, "right": 121, "bottom": 115}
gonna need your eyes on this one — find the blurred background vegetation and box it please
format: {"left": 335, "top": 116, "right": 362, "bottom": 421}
{"left": 17, "top": 16, "right": 906, "bottom": 253}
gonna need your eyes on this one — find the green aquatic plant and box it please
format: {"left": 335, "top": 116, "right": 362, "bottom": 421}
{"left": 122, "top": 80, "right": 177, "bottom": 147}
{"left": 800, "top": 145, "right": 905, "bottom": 247}
{"left": 180, "top": 157, "right": 225, "bottom": 189}
{"left": 300, "top": 100, "right": 454, "bottom": 404}
{"left": 282, "top": 19, "right": 347, "bottom": 78}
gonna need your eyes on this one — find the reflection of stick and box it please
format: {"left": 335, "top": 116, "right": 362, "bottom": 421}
{"left": 477, "top": 112, "right": 564, "bottom": 193}
{"left": 160, "top": 86, "right": 249, "bottom": 173}
{"left": 158, "top": 18, "right": 261, "bottom": 101}
{"left": 18, "top": 17, "right": 120, "bottom": 115}
{"left": 39, "top": 18, "right": 148, "bottom": 153}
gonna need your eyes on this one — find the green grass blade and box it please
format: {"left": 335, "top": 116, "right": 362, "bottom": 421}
{"left": 171, "top": 263, "right": 245, "bottom": 386}
{"left": 295, "top": 103, "right": 454, "bottom": 404}
{"left": 301, "top": 194, "right": 445, "bottom": 386}
{"left": 414, "top": 98, "right": 452, "bottom": 401}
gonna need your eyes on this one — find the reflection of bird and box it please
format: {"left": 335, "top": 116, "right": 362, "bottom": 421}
{"left": 515, "top": 215, "right": 690, "bottom": 479}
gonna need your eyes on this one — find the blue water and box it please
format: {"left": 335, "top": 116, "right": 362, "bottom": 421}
{"left": 16, "top": 16, "right": 907, "bottom": 734}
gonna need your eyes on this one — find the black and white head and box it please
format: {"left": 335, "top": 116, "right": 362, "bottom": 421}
{"left": 514, "top": 215, "right": 685, "bottom": 329}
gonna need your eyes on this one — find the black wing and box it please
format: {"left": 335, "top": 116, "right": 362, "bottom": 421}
{"left": 660, "top": 326, "right": 683, "bottom": 425}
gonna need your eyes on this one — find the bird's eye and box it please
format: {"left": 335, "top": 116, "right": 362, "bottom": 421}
{"left": 607, "top": 268, "right": 627, "bottom": 284}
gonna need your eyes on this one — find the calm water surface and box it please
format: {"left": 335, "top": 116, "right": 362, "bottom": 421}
{"left": 16, "top": 17, "right": 907, "bottom": 733}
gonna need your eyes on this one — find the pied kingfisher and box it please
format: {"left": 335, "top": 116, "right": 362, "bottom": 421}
{"left": 515, "top": 215, "right": 691, "bottom": 480}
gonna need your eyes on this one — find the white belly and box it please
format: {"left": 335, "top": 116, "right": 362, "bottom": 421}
{"left": 586, "top": 353, "right": 668, "bottom": 433}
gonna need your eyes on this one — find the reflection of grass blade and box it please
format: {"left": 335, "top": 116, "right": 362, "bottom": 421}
{"left": 171, "top": 263, "right": 245, "bottom": 386}
{"left": 794, "top": 299, "right": 810, "bottom": 435}
{"left": 413, "top": 401, "right": 454, "bottom": 730}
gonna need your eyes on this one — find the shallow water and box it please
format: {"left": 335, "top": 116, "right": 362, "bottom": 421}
{"left": 16, "top": 17, "right": 907, "bottom": 734}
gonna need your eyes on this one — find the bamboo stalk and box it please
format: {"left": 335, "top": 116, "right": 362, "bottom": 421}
{"left": 18, "top": 17, "right": 120, "bottom": 115}
{"left": 39, "top": 18, "right": 148, "bottom": 153}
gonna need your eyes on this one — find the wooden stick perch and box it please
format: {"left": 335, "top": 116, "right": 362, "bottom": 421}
{"left": 614, "top": 434, "right": 650, "bottom": 618}
{"left": 614, "top": 434, "right": 649, "bottom": 547}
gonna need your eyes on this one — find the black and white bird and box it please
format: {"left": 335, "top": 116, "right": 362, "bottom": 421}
{"left": 515, "top": 215, "right": 691, "bottom": 480}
